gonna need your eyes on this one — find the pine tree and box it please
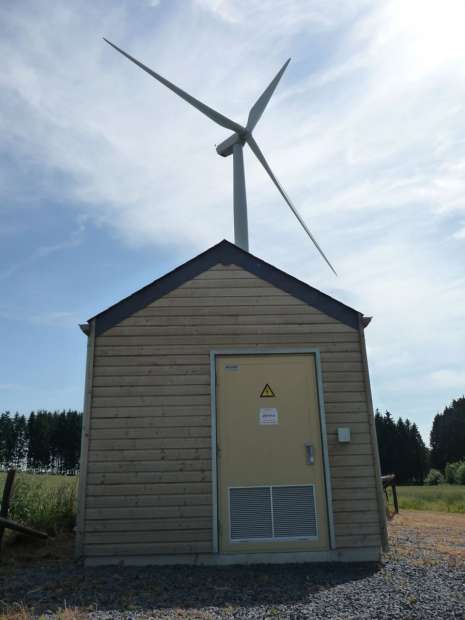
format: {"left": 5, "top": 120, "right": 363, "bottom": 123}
{"left": 430, "top": 397, "right": 465, "bottom": 470}
{"left": 27, "top": 411, "right": 51, "bottom": 470}
{"left": 12, "top": 413, "right": 27, "bottom": 467}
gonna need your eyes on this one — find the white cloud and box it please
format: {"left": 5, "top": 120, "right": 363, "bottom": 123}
{"left": 430, "top": 369, "right": 465, "bottom": 390}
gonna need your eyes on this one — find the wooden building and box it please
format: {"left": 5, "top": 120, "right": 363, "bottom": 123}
{"left": 76, "top": 240, "right": 387, "bottom": 566}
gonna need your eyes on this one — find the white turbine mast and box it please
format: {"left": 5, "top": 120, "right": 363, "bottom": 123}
{"left": 103, "top": 39, "right": 336, "bottom": 275}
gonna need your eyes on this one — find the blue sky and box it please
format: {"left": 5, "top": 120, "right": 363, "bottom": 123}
{"left": 1, "top": 0, "right": 465, "bottom": 443}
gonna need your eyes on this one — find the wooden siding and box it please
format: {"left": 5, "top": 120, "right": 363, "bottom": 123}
{"left": 83, "top": 264, "right": 382, "bottom": 558}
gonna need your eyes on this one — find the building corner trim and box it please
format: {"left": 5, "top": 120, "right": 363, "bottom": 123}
{"left": 358, "top": 315, "right": 388, "bottom": 551}
{"left": 75, "top": 319, "right": 96, "bottom": 559}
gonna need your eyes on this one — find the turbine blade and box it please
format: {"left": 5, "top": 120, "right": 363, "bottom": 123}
{"left": 246, "top": 59, "right": 291, "bottom": 132}
{"left": 103, "top": 38, "right": 244, "bottom": 134}
{"left": 246, "top": 135, "right": 337, "bottom": 275}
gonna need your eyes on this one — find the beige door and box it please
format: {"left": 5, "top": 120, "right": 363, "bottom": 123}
{"left": 216, "top": 353, "right": 329, "bottom": 554}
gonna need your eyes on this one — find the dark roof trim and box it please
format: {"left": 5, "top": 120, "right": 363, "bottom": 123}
{"left": 79, "top": 323, "right": 90, "bottom": 336}
{"left": 89, "top": 239, "right": 363, "bottom": 336}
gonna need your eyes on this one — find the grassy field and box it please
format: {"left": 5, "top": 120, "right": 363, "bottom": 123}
{"left": 0, "top": 471, "right": 78, "bottom": 534}
{"left": 393, "top": 484, "right": 465, "bottom": 513}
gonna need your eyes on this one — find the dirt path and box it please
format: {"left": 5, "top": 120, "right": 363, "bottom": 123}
{"left": 388, "top": 510, "right": 465, "bottom": 565}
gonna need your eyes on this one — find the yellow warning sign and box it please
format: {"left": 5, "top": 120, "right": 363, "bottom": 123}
{"left": 260, "top": 384, "right": 275, "bottom": 398}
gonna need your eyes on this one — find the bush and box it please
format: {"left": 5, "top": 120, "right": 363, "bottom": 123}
{"left": 445, "top": 462, "right": 460, "bottom": 484}
{"left": 456, "top": 462, "right": 465, "bottom": 485}
{"left": 425, "top": 468, "right": 444, "bottom": 485}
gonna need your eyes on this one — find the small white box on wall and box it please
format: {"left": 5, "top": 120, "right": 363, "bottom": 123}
{"left": 337, "top": 427, "right": 351, "bottom": 443}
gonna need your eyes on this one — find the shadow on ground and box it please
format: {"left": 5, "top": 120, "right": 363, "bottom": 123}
{"left": 0, "top": 537, "right": 380, "bottom": 614}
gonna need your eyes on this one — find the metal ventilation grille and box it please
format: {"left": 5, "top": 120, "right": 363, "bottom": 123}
{"left": 272, "top": 485, "right": 317, "bottom": 538}
{"left": 230, "top": 487, "right": 273, "bottom": 540}
{"left": 229, "top": 485, "right": 318, "bottom": 542}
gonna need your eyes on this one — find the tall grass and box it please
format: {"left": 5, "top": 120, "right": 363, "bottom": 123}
{"left": 394, "top": 484, "right": 465, "bottom": 514}
{"left": 0, "top": 472, "right": 78, "bottom": 534}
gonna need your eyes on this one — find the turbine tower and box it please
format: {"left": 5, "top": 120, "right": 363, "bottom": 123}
{"left": 104, "top": 39, "right": 336, "bottom": 275}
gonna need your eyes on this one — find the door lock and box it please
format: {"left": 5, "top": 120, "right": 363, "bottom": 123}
{"left": 304, "top": 443, "right": 314, "bottom": 465}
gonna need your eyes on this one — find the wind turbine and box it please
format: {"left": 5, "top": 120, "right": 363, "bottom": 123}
{"left": 103, "top": 39, "right": 336, "bottom": 275}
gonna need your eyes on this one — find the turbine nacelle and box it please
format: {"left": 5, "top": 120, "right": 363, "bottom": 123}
{"left": 216, "top": 132, "right": 245, "bottom": 158}
{"left": 103, "top": 38, "right": 337, "bottom": 275}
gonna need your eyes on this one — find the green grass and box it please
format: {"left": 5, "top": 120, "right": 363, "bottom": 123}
{"left": 391, "top": 484, "right": 465, "bottom": 514}
{"left": 0, "top": 472, "right": 78, "bottom": 534}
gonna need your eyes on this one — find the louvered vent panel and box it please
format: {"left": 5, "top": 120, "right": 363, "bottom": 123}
{"left": 230, "top": 487, "right": 272, "bottom": 540}
{"left": 229, "top": 485, "right": 318, "bottom": 542}
{"left": 272, "top": 485, "right": 317, "bottom": 538}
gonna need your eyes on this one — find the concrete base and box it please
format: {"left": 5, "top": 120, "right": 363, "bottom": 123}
{"left": 85, "top": 546, "right": 381, "bottom": 567}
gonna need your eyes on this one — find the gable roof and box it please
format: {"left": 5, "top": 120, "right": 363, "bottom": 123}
{"left": 86, "top": 239, "right": 365, "bottom": 336}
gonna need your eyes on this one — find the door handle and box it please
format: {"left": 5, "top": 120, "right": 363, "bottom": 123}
{"left": 304, "top": 443, "right": 314, "bottom": 465}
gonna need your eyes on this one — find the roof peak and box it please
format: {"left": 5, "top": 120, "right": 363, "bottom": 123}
{"left": 85, "top": 240, "right": 363, "bottom": 336}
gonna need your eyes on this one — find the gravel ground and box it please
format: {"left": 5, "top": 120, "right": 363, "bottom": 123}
{"left": 0, "top": 511, "right": 464, "bottom": 619}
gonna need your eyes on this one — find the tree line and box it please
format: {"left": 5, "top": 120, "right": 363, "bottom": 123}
{"left": 375, "top": 410, "right": 429, "bottom": 483}
{"left": 375, "top": 396, "right": 465, "bottom": 484}
{"left": 0, "top": 410, "right": 82, "bottom": 473}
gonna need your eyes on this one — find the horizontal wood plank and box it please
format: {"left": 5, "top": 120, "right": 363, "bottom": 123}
{"left": 336, "top": 534, "right": 381, "bottom": 548}
{"left": 87, "top": 460, "right": 211, "bottom": 474}
{"left": 93, "top": 374, "right": 210, "bottom": 387}
{"left": 334, "top": 510, "right": 380, "bottom": 525}
{"left": 334, "top": 523, "right": 380, "bottom": 536}
{"left": 86, "top": 518, "right": 211, "bottom": 532}
{"left": 330, "top": 477, "right": 375, "bottom": 490}
{"left": 90, "top": 427, "right": 210, "bottom": 440}
{"left": 328, "top": 466, "right": 374, "bottom": 478}
{"left": 84, "top": 542, "right": 211, "bottom": 556}
{"left": 119, "top": 313, "right": 341, "bottom": 328}
{"left": 89, "top": 437, "right": 210, "bottom": 450}
{"left": 91, "top": 406, "right": 210, "bottom": 418}
{"left": 125, "top": 305, "right": 329, "bottom": 317}
{"left": 141, "top": 296, "right": 306, "bottom": 308}
{"left": 329, "top": 454, "right": 374, "bottom": 467}
{"left": 87, "top": 482, "right": 211, "bottom": 497}
{"left": 91, "top": 415, "right": 210, "bottom": 429}
{"left": 94, "top": 355, "right": 208, "bottom": 367}
{"left": 86, "top": 507, "right": 211, "bottom": 521}
{"left": 103, "top": 323, "right": 354, "bottom": 338}
{"left": 93, "top": 385, "right": 210, "bottom": 397}
{"left": 88, "top": 448, "right": 211, "bottom": 462}
{"left": 86, "top": 494, "right": 211, "bottom": 509}
{"left": 87, "top": 471, "right": 211, "bottom": 485}
{"left": 93, "top": 365, "right": 209, "bottom": 377}
{"left": 86, "top": 529, "right": 211, "bottom": 545}
{"left": 333, "top": 499, "right": 378, "bottom": 513}
{"left": 91, "top": 396, "right": 211, "bottom": 408}
{"left": 331, "top": 488, "right": 377, "bottom": 501}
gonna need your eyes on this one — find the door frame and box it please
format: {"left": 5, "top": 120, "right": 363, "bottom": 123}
{"left": 210, "top": 348, "right": 336, "bottom": 554}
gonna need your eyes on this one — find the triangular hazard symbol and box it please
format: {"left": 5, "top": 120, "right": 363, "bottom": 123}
{"left": 260, "top": 383, "right": 275, "bottom": 398}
